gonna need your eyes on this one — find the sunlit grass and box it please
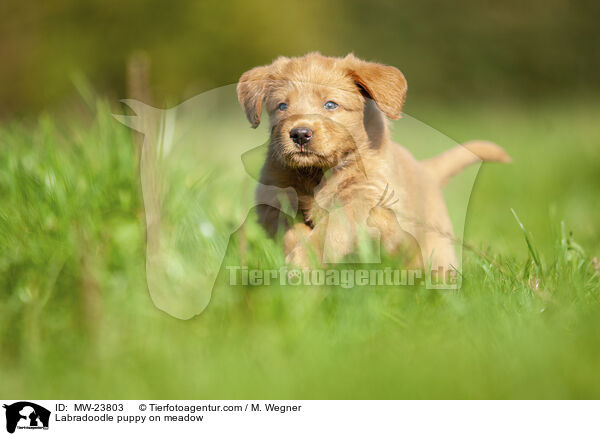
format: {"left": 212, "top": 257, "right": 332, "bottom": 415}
{"left": 1, "top": 99, "right": 599, "bottom": 398}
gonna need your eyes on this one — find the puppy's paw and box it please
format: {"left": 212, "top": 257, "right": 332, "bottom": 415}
{"left": 283, "top": 223, "right": 312, "bottom": 256}
{"left": 285, "top": 246, "right": 312, "bottom": 269}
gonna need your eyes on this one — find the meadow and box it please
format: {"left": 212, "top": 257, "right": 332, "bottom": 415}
{"left": 1, "top": 94, "right": 599, "bottom": 399}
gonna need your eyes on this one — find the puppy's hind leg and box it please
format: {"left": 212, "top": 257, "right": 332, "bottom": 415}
{"left": 420, "top": 231, "right": 458, "bottom": 287}
{"left": 367, "top": 206, "right": 423, "bottom": 268}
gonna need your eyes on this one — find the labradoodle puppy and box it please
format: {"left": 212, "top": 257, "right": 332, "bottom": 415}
{"left": 237, "top": 53, "right": 509, "bottom": 276}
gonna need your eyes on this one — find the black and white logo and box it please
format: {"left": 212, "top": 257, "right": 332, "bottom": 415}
{"left": 3, "top": 402, "right": 50, "bottom": 434}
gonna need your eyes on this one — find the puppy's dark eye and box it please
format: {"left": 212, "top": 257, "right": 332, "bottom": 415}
{"left": 278, "top": 102, "right": 288, "bottom": 111}
{"left": 324, "top": 101, "right": 338, "bottom": 110}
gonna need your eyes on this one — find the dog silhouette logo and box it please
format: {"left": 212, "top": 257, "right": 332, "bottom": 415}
{"left": 3, "top": 402, "right": 50, "bottom": 434}
{"left": 114, "top": 78, "right": 504, "bottom": 319}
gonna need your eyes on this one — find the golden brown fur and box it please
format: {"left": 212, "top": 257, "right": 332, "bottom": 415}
{"left": 237, "top": 53, "right": 510, "bottom": 273}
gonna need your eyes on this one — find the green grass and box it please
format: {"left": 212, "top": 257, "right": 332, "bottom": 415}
{"left": 1, "top": 98, "right": 599, "bottom": 399}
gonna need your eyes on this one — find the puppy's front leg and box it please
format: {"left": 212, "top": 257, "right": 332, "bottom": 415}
{"left": 255, "top": 183, "right": 298, "bottom": 237}
{"left": 283, "top": 222, "right": 312, "bottom": 256}
{"left": 286, "top": 203, "right": 366, "bottom": 267}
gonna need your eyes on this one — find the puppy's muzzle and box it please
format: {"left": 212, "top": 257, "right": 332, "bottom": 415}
{"left": 289, "top": 126, "right": 313, "bottom": 147}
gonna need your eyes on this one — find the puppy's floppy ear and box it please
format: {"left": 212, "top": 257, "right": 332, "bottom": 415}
{"left": 237, "top": 65, "right": 271, "bottom": 128}
{"left": 345, "top": 54, "right": 407, "bottom": 119}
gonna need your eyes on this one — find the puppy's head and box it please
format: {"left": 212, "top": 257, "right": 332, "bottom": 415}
{"left": 237, "top": 53, "right": 407, "bottom": 169}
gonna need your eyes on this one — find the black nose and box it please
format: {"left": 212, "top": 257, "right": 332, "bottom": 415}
{"left": 289, "top": 127, "right": 313, "bottom": 147}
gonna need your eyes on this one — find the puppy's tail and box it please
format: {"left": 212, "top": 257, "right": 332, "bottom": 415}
{"left": 423, "top": 140, "right": 511, "bottom": 186}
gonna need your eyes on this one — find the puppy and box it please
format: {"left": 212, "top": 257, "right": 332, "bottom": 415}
{"left": 237, "top": 53, "right": 509, "bottom": 275}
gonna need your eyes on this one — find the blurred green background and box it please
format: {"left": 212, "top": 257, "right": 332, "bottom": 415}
{"left": 1, "top": 0, "right": 599, "bottom": 116}
{"left": 1, "top": 0, "right": 600, "bottom": 399}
